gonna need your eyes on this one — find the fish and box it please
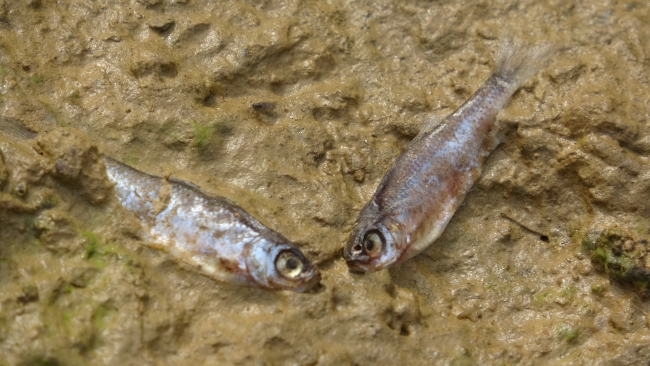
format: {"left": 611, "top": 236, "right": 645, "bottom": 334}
{"left": 345, "top": 39, "right": 556, "bottom": 273}
{"left": 0, "top": 121, "right": 321, "bottom": 291}
{"left": 103, "top": 157, "right": 321, "bottom": 291}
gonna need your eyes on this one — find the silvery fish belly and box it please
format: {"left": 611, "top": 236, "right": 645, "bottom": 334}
{"left": 345, "top": 39, "right": 556, "bottom": 273}
{"left": 103, "top": 157, "right": 320, "bottom": 291}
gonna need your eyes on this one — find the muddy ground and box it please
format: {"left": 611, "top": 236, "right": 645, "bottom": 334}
{"left": 1, "top": 0, "right": 650, "bottom": 365}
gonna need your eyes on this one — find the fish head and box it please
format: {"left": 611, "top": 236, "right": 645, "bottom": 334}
{"left": 345, "top": 213, "right": 406, "bottom": 273}
{"left": 245, "top": 238, "right": 321, "bottom": 292}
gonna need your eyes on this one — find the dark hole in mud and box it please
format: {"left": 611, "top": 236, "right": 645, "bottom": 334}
{"left": 160, "top": 63, "right": 178, "bottom": 78}
{"left": 203, "top": 93, "right": 218, "bottom": 107}
{"left": 400, "top": 325, "right": 410, "bottom": 336}
{"left": 540, "top": 235, "right": 549, "bottom": 242}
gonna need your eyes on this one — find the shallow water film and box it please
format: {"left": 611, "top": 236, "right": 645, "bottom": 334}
{"left": 1, "top": 0, "right": 650, "bottom": 365}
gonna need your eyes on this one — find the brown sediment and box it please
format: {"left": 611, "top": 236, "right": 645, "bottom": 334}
{"left": 34, "top": 128, "right": 113, "bottom": 205}
{"left": 1, "top": 0, "right": 650, "bottom": 365}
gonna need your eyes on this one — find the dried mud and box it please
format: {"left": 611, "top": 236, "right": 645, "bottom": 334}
{"left": 1, "top": 0, "right": 650, "bottom": 365}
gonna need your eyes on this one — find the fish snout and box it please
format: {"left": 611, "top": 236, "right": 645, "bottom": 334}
{"left": 345, "top": 254, "right": 372, "bottom": 274}
{"left": 292, "top": 270, "right": 322, "bottom": 292}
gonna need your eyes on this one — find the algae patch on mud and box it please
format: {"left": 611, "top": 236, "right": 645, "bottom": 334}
{"left": 580, "top": 227, "right": 650, "bottom": 298}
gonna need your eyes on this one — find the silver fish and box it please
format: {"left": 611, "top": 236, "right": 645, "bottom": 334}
{"left": 345, "top": 39, "right": 556, "bottom": 273}
{"left": 104, "top": 158, "right": 321, "bottom": 291}
{"left": 0, "top": 122, "right": 320, "bottom": 291}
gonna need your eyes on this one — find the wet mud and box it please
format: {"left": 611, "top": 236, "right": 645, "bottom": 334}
{"left": 1, "top": 0, "right": 649, "bottom": 365}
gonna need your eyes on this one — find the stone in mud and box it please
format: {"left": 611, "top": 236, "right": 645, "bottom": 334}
{"left": 581, "top": 227, "right": 650, "bottom": 298}
{"left": 35, "top": 128, "right": 113, "bottom": 205}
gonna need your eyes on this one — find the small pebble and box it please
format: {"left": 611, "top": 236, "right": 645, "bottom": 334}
{"left": 14, "top": 182, "right": 27, "bottom": 196}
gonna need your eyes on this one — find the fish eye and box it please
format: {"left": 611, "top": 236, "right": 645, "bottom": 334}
{"left": 362, "top": 231, "right": 384, "bottom": 258}
{"left": 275, "top": 251, "right": 304, "bottom": 278}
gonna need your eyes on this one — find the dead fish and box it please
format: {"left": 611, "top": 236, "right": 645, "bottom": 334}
{"left": 0, "top": 121, "right": 321, "bottom": 291}
{"left": 104, "top": 157, "right": 321, "bottom": 291}
{"left": 345, "top": 39, "right": 556, "bottom": 273}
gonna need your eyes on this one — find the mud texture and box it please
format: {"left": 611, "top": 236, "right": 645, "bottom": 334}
{"left": 1, "top": 0, "right": 650, "bottom": 365}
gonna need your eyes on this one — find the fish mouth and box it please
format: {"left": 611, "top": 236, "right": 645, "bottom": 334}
{"left": 346, "top": 254, "right": 399, "bottom": 274}
{"left": 345, "top": 258, "right": 371, "bottom": 274}
{"left": 306, "top": 270, "right": 322, "bottom": 286}
{"left": 291, "top": 270, "right": 322, "bottom": 292}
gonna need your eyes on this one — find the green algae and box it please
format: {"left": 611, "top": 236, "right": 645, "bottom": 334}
{"left": 82, "top": 232, "right": 100, "bottom": 259}
{"left": 191, "top": 121, "right": 213, "bottom": 151}
{"left": 580, "top": 227, "right": 650, "bottom": 298}
{"left": 82, "top": 232, "right": 116, "bottom": 269}
{"left": 560, "top": 286, "right": 577, "bottom": 299}
{"left": 557, "top": 322, "right": 579, "bottom": 343}
{"left": 31, "top": 75, "right": 42, "bottom": 85}
{"left": 61, "top": 310, "right": 73, "bottom": 325}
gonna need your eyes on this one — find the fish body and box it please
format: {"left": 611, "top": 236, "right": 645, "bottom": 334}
{"left": 104, "top": 157, "right": 320, "bottom": 291}
{"left": 345, "top": 40, "right": 555, "bottom": 272}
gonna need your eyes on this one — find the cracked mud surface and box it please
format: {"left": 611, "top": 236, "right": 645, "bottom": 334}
{"left": 1, "top": 0, "right": 649, "bottom": 365}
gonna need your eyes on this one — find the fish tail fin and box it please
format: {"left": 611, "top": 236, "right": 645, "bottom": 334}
{"left": 0, "top": 118, "right": 38, "bottom": 141}
{"left": 493, "top": 37, "right": 557, "bottom": 89}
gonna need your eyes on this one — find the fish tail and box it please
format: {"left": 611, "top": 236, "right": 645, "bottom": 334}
{"left": 493, "top": 37, "right": 557, "bottom": 89}
{"left": 0, "top": 118, "right": 38, "bottom": 141}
